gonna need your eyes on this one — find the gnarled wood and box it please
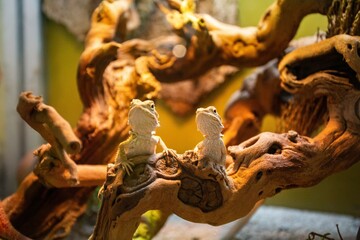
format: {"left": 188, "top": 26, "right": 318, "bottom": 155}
{"left": 2, "top": 0, "right": 360, "bottom": 239}
{"left": 92, "top": 35, "right": 360, "bottom": 240}
{"left": 17, "top": 92, "right": 81, "bottom": 184}
{"left": 147, "top": 0, "right": 333, "bottom": 81}
{"left": 223, "top": 59, "right": 282, "bottom": 146}
{"left": 2, "top": 1, "right": 137, "bottom": 238}
{"left": 0, "top": 201, "right": 30, "bottom": 240}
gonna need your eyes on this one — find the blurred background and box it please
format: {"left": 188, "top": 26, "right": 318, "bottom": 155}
{"left": 0, "top": 0, "right": 359, "bottom": 218}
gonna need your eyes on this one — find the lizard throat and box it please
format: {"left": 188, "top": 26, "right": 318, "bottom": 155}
{"left": 203, "top": 134, "right": 223, "bottom": 140}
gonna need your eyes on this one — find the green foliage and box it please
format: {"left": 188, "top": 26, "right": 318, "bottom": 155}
{"left": 133, "top": 210, "right": 165, "bottom": 240}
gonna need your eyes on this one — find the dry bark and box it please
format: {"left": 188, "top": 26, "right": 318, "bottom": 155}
{"left": 222, "top": 35, "right": 326, "bottom": 145}
{"left": 2, "top": 1, "right": 138, "bottom": 239}
{"left": 223, "top": 59, "right": 282, "bottom": 146}
{"left": 147, "top": 0, "right": 332, "bottom": 81}
{"left": 1, "top": 0, "right": 359, "bottom": 239}
{"left": 0, "top": 201, "right": 30, "bottom": 240}
{"left": 17, "top": 92, "right": 81, "bottom": 185}
{"left": 160, "top": 66, "right": 238, "bottom": 116}
{"left": 91, "top": 35, "right": 360, "bottom": 239}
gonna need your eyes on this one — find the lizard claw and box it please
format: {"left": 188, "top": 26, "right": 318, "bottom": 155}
{"left": 120, "top": 161, "right": 134, "bottom": 176}
{"left": 97, "top": 185, "right": 104, "bottom": 199}
{"left": 164, "top": 148, "right": 178, "bottom": 160}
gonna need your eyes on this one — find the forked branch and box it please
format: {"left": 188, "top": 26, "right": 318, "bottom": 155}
{"left": 2, "top": 0, "right": 359, "bottom": 239}
{"left": 147, "top": 0, "right": 333, "bottom": 81}
{"left": 17, "top": 92, "right": 81, "bottom": 184}
{"left": 91, "top": 35, "right": 360, "bottom": 239}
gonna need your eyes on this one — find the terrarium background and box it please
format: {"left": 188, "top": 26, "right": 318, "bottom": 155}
{"left": 0, "top": 0, "right": 359, "bottom": 216}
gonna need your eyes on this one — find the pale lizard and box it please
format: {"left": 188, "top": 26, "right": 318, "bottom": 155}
{"left": 98, "top": 99, "right": 169, "bottom": 197}
{"left": 194, "top": 106, "right": 227, "bottom": 170}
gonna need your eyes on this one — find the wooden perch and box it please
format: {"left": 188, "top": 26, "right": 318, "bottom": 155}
{"left": 223, "top": 35, "right": 323, "bottom": 146}
{"left": 3, "top": 0, "right": 360, "bottom": 239}
{"left": 17, "top": 92, "right": 81, "bottom": 154}
{"left": 2, "top": 1, "right": 160, "bottom": 238}
{"left": 91, "top": 35, "right": 360, "bottom": 238}
{"left": 17, "top": 92, "right": 81, "bottom": 184}
{"left": 147, "top": 0, "right": 333, "bottom": 81}
{"left": 223, "top": 59, "right": 282, "bottom": 146}
{"left": 34, "top": 144, "right": 107, "bottom": 188}
{"left": 92, "top": 126, "right": 360, "bottom": 239}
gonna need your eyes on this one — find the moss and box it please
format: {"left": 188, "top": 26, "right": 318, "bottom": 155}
{"left": 133, "top": 210, "right": 166, "bottom": 240}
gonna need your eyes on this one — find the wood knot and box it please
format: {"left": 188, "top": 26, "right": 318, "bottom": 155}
{"left": 287, "top": 130, "right": 298, "bottom": 143}
{"left": 178, "top": 177, "right": 223, "bottom": 212}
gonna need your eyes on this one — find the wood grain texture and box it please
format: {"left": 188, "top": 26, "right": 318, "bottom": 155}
{"left": 1, "top": 0, "right": 360, "bottom": 239}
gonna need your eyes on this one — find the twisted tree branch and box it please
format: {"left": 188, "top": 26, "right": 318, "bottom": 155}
{"left": 91, "top": 34, "right": 360, "bottom": 239}
{"left": 2, "top": 1, "right": 359, "bottom": 239}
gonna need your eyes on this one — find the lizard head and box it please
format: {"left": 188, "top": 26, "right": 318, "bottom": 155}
{"left": 128, "top": 99, "right": 160, "bottom": 135}
{"left": 196, "top": 106, "right": 224, "bottom": 137}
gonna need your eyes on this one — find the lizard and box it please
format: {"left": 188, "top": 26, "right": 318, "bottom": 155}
{"left": 115, "top": 99, "right": 168, "bottom": 174}
{"left": 194, "top": 106, "right": 227, "bottom": 171}
{"left": 98, "top": 99, "right": 169, "bottom": 197}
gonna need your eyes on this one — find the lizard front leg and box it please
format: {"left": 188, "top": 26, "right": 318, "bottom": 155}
{"left": 115, "top": 138, "right": 135, "bottom": 175}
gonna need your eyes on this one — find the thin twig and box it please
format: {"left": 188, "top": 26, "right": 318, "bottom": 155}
{"left": 307, "top": 232, "right": 334, "bottom": 240}
{"left": 336, "top": 224, "right": 343, "bottom": 240}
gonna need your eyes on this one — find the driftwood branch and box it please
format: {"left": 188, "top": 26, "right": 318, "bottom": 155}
{"left": 223, "top": 59, "right": 282, "bottom": 146}
{"left": 91, "top": 34, "right": 360, "bottom": 239}
{"left": 223, "top": 35, "right": 324, "bottom": 146}
{"left": 0, "top": 202, "right": 30, "bottom": 240}
{"left": 17, "top": 92, "right": 81, "bottom": 184}
{"left": 92, "top": 126, "right": 359, "bottom": 239}
{"left": 2, "top": 0, "right": 360, "bottom": 239}
{"left": 1, "top": 1, "right": 136, "bottom": 238}
{"left": 147, "top": 0, "right": 333, "bottom": 81}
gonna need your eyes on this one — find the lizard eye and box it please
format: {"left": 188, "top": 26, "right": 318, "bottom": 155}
{"left": 213, "top": 109, "right": 217, "bottom": 113}
{"left": 150, "top": 103, "right": 155, "bottom": 109}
